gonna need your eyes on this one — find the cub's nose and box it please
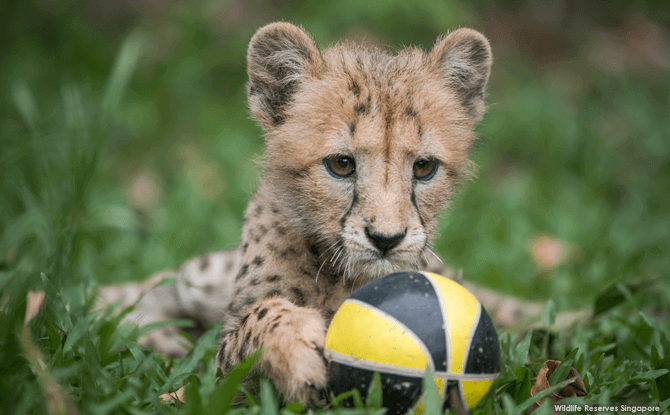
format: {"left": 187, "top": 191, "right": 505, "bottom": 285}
{"left": 365, "top": 228, "right": 406, "bottom": 257}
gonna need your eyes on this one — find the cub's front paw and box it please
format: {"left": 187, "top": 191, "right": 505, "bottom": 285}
{"left": 257, "top": 300, "right": 328, "bottom": 404}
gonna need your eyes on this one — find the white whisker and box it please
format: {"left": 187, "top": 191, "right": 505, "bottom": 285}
{"left": 331, "top": 246, "right": 344, "bottom": 264}
{"left": 315, "top": 259, "right": 326, "bottom": 283}
{"left": 426, "top": 245, "right": 444, "bottom": 264}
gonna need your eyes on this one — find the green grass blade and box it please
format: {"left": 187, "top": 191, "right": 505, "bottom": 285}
{"left": 206, "top": 350, "right": 261, "bottom": 414}
{"left": 100, "top": 31, "right": 145, "bottom": 124}
{"left": 421, "top": 368, "right": 440, "bottom": 415}
{"left": 260, "top": 380, "right": 279, "bottom": 415}
{"left": 11, "top": 80, "right": 40, "bottom": 131}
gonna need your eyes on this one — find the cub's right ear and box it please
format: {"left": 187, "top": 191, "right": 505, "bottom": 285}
{"left": 247, "top": 22, "right": 323, "bottom": 130}
{"left": 430, "top": 28, "right": 492, "bottom": 122}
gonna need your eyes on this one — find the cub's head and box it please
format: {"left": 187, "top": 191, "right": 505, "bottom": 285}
{"left": 247, "top": 22, "right": 491, "bottom": 280}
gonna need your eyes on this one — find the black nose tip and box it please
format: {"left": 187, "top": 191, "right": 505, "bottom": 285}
{"left": 365, "top": 228, "right": 406, "bottom": 256}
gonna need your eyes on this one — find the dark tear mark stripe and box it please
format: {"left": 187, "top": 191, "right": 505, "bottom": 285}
{"left": 383, "top": 91, "right": 393, "bottom": 184}
{"left": 383, "top": 96, "right": 392, "bottom": 166}
{"left": 339, "top": 189, "right": 358, "bottom": 230}
{"left": 350, "top": 79, "right": 361, "bottom": 97}
{"left": 354, "top": 96, "right": 371, "bottom": 115}
{"left": 411, "top": 184, "right": 426, "bottom": 227}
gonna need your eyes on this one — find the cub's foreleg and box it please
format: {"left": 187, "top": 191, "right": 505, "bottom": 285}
{"left": 216, "top": 297, "right": 328, "bottom": 404}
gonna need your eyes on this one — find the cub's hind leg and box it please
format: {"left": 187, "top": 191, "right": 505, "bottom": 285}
{"left": 97, "top": 249, "right": 241, "bottom": 357}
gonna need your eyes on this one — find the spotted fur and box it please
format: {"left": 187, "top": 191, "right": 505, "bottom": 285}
{"left": 101, "top": 22, "right": 494, "bottom": 404}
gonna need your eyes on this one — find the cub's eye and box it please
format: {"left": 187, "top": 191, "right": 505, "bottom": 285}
{"left": 324, "top": 155, "right": 356, "bottom": 178}
{"left": 413, "top": 158, "right": 439, "bottom": 181}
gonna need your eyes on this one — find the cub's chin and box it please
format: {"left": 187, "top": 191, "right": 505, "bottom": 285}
{"left": 347, "top": 252, "right": 420, "bottom": 282}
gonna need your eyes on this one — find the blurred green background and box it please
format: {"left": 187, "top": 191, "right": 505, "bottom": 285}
{"left": 1, "top": 0, "right": 669, "bottom": 312}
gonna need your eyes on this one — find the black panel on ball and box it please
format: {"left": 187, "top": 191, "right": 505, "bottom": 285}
{"left": 328, "top": 361, "right": 423, "bottom": 415}
{"left": 350, "top": 272, "right": 448, "bottom": 371}
{"left": 465, "top": 307, "right": 500, "bottom": 374}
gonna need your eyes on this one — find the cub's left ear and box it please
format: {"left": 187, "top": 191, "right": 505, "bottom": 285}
{"left": 430, "top": 28, "right": 492, "bottom": 121}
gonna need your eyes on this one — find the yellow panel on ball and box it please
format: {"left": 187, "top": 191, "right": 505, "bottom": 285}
{"left": 462, "top": 380, "right": 495, "bottom": 408}
{"left": 422, "top": 272, "right": 480, "bottom": 374}
{"left": 326, "top": 299, "right": 430, "bottom": 372}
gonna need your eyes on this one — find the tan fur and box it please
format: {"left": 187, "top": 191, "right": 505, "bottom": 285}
{"left": 96, "top": 22, "right": 495, "bottom": 404}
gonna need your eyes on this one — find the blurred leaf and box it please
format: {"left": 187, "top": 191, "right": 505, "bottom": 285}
{"left": 120, "top": 337, "right": 169, "bottom": 384}
{"left": 638, "top": 311, "right": 667, "bottom": 337}
{"left": 660, "top": 397, "right": 670, "bottom": 413}
{"left": 548, "top": 349, "right": 579, "bottom": 387}
{"left": 87, "top": 389, "right": 135, "bottom": 414}
{"left": 185, "top": 374, "right": 204, "bottom": 414}
{"left": 420, "top": 368, "right": 440, "bottom": 415}
{"left": 608, "top": 363, "right": 636, "bottom": 395}
{"left": 510, "top": 331, "right": 533, "bottom": 369}
{"left": 365, "top": 372, "right": 383, "bottom": 409}
{"left": 41, "top": 272, "right": 72, "bottom": 332}
{"left": 138, "top": 318, "right": 194, "bottom": 337}
{"left": 62, "top": 311, "right": 100, "bottom": 354}
{"left": 45, "top": 319, "right": 61, "bottom": 352}
{"left": 11, "top": 80, "right": 40, "bottom": 131}
{"left": 160, "top": 325, "right": 220, "bottom": 393}
{"left": 593, "top": 278, "right": 656, "bottom": 316}
{"left": 61, "top": 83, "right": 88, "bottom": 131}
{"left": 328, "top": 386, "right": 365, "bottom": 409}
{"left": 260, "top": 380, "right": 279, "bottom": 415}
{"left": 512, "top": 366, "right": 532, "bottom": 403}
{"left": 84, "top": 339, "right": 102, "bottom": 373}
{"left": 96, "top": 321, "right": 117, "bottom": 359}
{"left": 500, "top": 393, "right": 518, "bottom": 415}
{"left": 152, "top": 277, "right": 178, "bottom": 289}
{"left": 630, "top": 368, "right": 669, "bottom": 382}
{"left": 101, "top": 31, "right": 145, "bottom": 123}
{"left": 283, "top": 402, "right": 303, "bottom": 414}
{"left": 540, "top": 299, "right": 556, "bottom": 327}
{"left": 651, "top": 344, "right": 670, "bottom": 401}
{"left": 207, "top": 350, "right": 261, "bottom": 414}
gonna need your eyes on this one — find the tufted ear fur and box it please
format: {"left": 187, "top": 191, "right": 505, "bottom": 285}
{"left": 430, "top": 28, "right": 492, "bottom": 121}
{"left": 247, "top": 22, "right": 323, "bottom": 130}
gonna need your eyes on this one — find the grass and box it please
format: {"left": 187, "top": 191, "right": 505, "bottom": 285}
{"left": 1, "top": 0, "right": 669, "bottom": 414}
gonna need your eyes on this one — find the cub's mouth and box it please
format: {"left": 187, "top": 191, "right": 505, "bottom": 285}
{"left": 341, "top": 224, "right": 431, "bottom": 278}
{"left": 324, "top": 243, "right": 426, "bottom": 283}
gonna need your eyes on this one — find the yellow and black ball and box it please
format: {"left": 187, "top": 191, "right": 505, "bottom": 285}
{"left": 325, "top": 271, "right": 499, "bottom": 414}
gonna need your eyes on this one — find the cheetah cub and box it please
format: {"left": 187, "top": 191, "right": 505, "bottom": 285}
{"left": 113, "top": 22, "right": 493, "bottom": 404}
